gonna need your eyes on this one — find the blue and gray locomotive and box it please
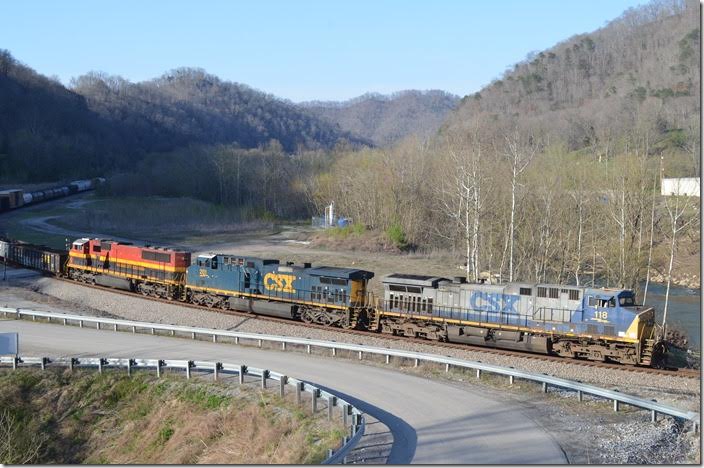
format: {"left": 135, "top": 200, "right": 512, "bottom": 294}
{"left": 185, "top": 253, "right": 374, "bottom": 328}
{"left": 375, "top": 274, "right": 660, "bottom": 365}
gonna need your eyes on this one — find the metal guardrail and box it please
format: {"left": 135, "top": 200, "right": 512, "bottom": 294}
{"left": 0, "top": 354, "right": 364, "bottom": 465}
{"left": 1, "top": 306, "right": 699, "bottom": 432}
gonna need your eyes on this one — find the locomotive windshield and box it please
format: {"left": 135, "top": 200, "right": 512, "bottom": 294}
{"left": 618, "top": 292, "right": 636, "bottom": 307}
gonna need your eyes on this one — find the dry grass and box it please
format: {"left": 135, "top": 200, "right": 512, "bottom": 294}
{"left": 0, "top": 369, "right": 344, "bottom": 464}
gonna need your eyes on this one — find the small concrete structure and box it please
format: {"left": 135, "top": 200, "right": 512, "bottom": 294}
{"left": 661, "top": 177, "right": 700, "bottom": 197}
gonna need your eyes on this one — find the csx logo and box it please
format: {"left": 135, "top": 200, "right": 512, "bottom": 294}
{"left": 469, "top": 292, "right": 519, "bottom": 313}
{"left": 199, "top": 268, "right": 209, "bottom": 278}
{"left": 264, "top": 272, "right": 296, "bottom": 293}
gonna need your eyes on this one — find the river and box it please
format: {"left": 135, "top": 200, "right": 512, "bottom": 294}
{"left": 642, "top": 282, "right": 701, "bottom": 351}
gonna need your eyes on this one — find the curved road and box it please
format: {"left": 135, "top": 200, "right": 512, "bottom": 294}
{"left": 1, "top": 320, "right": 567, "bottom": 464}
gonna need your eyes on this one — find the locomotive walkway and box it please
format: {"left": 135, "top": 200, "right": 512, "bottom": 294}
{"left": 0, "top": 320, "right": 567, "bottom": 464}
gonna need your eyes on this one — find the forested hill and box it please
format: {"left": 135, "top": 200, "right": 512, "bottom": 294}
{"left": 0, "top": 54, "right": 362, "bottom": 181}
{"left": 443, "top": 0, "right": 699, "bottom": 164}
{"left": 302, "top": 90, "right": 460, "bottom": 146}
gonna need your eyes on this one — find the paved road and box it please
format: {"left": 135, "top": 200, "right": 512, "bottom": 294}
{"left": 1, "top": 320, "right": 567, "bottom": 464}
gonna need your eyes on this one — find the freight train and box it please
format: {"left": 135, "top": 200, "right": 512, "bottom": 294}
{"left": 0, "top": 237, "right": 664, "bottom": 366}
{"left": 0, "top": 178, "right": 105, "bottom": 213}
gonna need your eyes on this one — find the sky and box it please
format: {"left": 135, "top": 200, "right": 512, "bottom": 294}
{"left": 1, "top": 0, "right": 648, "bottom": 102}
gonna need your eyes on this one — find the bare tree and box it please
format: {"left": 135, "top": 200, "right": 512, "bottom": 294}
{"left": 0, "top": 409, "right": 45, "bottom": 464}
{"left": 501, "top": 129, "right": 537, "bottom": 281}
{"left": 437, "top": 131, "right": 486, "bottom": 281}
{"left": 660, "top": 183, "right": 699, "bottom": 330}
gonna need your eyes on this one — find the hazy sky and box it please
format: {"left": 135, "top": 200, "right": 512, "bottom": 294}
{"left": 2, "top": 0, "right": 647, "bottom": 102}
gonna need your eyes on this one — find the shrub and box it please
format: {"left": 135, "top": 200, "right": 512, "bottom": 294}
{"left": 386, "top": 222, "right": 408, "bottom": 250}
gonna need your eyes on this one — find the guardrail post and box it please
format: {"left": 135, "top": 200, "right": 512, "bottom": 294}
{"left": 113, "top": 323, "right": 118, "bottom": 332}
{"left": 15, "top": 308, "right": 20, "bottom": 319}
{"left": 63, "top": 318, "right": 67, "bottom": 326}
{"left": 693, "top": 421, "right": 699, "bottom": 433}
{"left": 170, "top": 330, "right": 175, "bottom": 336}
{"left": 414, "top": 358, "right": 419, "bottom": 367}
{"left": 306, "top": 344, "right": 311, "bottom": 354}
{"left": 476, "top": 369, "right": 481, "bottom": 379}
{"left": 32, "top": 314, "right": 35, "bottom": 322}
{"left": 296, "top": 382, "right": 303, "bottom": 405}
{"left": 191, "top": 332, "right": 196, "bottom": 340}
{"left": 186, "top": 361, "right": 193, "bottom": 380}
{"left": 327, "top": 396, "right": 335, "bottom": 420}
{"left": 69, "top": 357, "right": 75, "bottom": 372}
{"left": 235, "top": 337, "right": 239, "bottom": 345}
{"left": 212, "top": 334, "right": 217, "bottom": 343}
{"left": 213, "top": 362, "right": 220, "bottom": 381}
{"left": 258, "top": 339, "right": 262, "bottom": 348}
{"left": 150, "top": 327, "right": 155, "bottom": 335}
{"left": 126, "top": 359, "right": 132, "bottom": 377}
{"left": 385, "top": 355, "right": 390, "bottom": 364}
{"left": 332, "top": 347, "right": 336, "bottom": 357}
{"left": 281, "top": 342, "right": 286, "bottom": 351}
{"left": 343, "top": 404, "right": 350, "bottom": 426}
{"left": 239, "top": 365, "right": 246, "bottom": 384}
{"left": 613, "top": 399, "right": 620, "bottom": 412}
{"left": 352, "top": 414, "right": 360, "bottom": 434}
{"left": 98, "top": 358, "right": 103, "bottom": 374}
{"left": 279, "top": 376, "right": 287, "bottom": 397}
{"left": 311, "top": 388, "right": 319, "bottom": 413}
{"left": 509, "top": 375, "right": 514, "bottom": 385}
{"left": 651, "top": 410, "right": 657, "bottom": 422}
{"left": 358, "top": 351, "right": 363, "bottom": 360}
{"left": 12, "top": 356, "right": 18, "bottom": 370}
{"left": 79, "top": 320, "right": 83, "bottom": 328}
{"left": 132, "top": 326, "right": 136, "bottom": 333}
{"left": 156, "top": 360, "right": 162, "bottom": 378}
{"left": 96, "top": 322, "right": 100, "bottom": 330}
{"left": 261, "top": 370, "right": 269, "bottom": 389}
{"left": 542, "top": 382, "right": 548, "bottom": 393}
{"left": 445, "top": 363, "right": 450, "bottom": 372}
{"left": 577, "top": 390, "right": 583, "bottom": 402}
{"left": 40, "top": 357, "right": 47, "bottom": 370}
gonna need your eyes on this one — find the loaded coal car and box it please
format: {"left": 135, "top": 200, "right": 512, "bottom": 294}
{"left": 376, "top": 274, "right": 661, "bottom": 365}
{"left": 66, "top": 238, "right": 190, "bottom": 298}
{"left": 186, "top": 254, "right": 374, "bottom": 328}
{"left": 0, "top": 238, "right": 67, "bottom": 275}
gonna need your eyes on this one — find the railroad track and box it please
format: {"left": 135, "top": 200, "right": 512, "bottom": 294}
{"left": 25, "top": 276, "right": 700, "bottom": 380}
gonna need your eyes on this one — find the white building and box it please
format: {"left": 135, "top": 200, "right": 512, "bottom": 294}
{"left": 661, "top": 177, "right": 700, "bottom": 197}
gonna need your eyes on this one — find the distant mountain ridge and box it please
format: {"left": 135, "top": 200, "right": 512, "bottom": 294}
{"left": 302, "top": 90, "right": 460, "bottom": 146}
{"left": 0, "top": 56, "right": 365, "bottom": 181}
{"left": 443, "top": 0, "right": 699, "bottom": 158}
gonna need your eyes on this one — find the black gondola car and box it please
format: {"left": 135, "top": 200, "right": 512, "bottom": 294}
{"left": 0, "top": 239, "right": 67, "bottom": 275}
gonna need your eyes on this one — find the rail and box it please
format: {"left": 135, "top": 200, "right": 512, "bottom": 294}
{"left": 1, "top": 306, "right": 699, "bottom": 432}
{"left": 0, "top": 353, "right": 364, "bottom": 465}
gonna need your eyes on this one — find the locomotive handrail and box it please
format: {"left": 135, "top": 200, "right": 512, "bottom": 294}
{"left": 0, "top": 353, "right": 365, "bottom": 465}
{"left": 1, "top": 306, "right": 699, "bottom": 431}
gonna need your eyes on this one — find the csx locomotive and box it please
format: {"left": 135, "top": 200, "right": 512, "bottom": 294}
{"left": 0, "top": 237, "right": 662, "bottom": 366}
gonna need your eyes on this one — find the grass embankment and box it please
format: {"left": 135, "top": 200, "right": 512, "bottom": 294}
{"left": 0, "top": 369, "right": 344, "bottom": 464}
{"left": 310, "top": 222, "right": 410, "bottom": 253}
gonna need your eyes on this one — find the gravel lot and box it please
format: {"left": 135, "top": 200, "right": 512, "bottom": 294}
{"left": 0, "top": 273, "right": 700, "bottom": 463}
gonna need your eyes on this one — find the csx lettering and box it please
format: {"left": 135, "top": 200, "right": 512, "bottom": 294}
{"left": 469, "top": 292, "right": 519, "bottom": 313}
{"left": 263, "top": 273, "right": 296, "bottom": 293}
{"left": 199, "top": 268, "right": 208, "bottom": 278}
